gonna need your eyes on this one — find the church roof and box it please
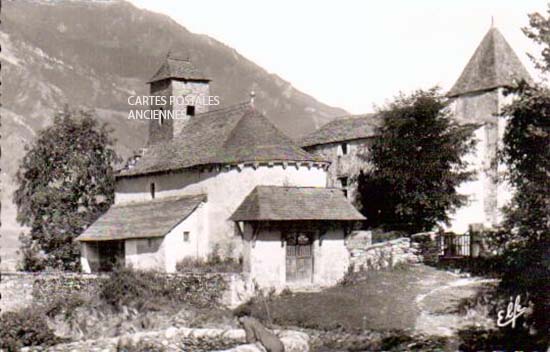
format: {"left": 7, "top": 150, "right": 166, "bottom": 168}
{"left": 75, "top": 195, "right": 206, "bottom": 242}
{"left": 448, "top": 27, "right": 533, "bottom": 97}
{"left": 300, "top": 114, "right": 381, "bottom": 147}
{"left": 148, "top": 53, "right": 209, "bottom": 83}
{"left": 118, "top": 103, "right": 327, "bottom": 177}
{"left": 230, "top": 186, "right": 366, "bottom": 221}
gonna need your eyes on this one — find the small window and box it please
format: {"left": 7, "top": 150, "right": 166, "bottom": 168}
{"left": 186, "top": 105, "right": 195, "bottom": 116}
{"left": 150, "top": 182, "right": 155, "bottom": 199}
{"left": 339, "top": 176, "right": 348, "bottom": 188}
{"left": 341, "top": 143, "right": 348, "bottom": 155}
{"left": 339, "top": 177, "right": 349, "bottom": 199}
{"left": 183, "top": 231, "right": 190, "bottom": 242}
{"left": 147, "top": 238, "right": 153, "bottom": 248}
{"left": 159, "top": 107, "right": 164, "bottom": 125}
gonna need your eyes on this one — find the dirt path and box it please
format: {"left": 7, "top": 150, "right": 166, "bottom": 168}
{"left": 414, "top": 272, "right": 498, "bottom": 337}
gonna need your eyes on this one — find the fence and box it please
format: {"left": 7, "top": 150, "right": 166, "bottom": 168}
{"left": 437, "top": 233, "right": 471, "bottom": 257}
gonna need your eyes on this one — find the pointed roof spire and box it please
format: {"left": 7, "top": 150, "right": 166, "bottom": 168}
{"left": 448, "top": 27, "right": 532, "bottom": 97}
{"left": 148, "top": 50, "right": 209, "bottom": 83}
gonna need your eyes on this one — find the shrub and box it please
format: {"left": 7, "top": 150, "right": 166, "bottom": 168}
{"left": 100, "top": 267, "right": 165, "bottom": 310}
{"left": 100, "top": 267, "right": 228, "bottom": 311}
{"left": 175, "top": 256, "right": 241, "bottom": 274}
{"left": 411, "top": 233, "right": 440, "bottom": 265}
{"left": 0, "top": 307, "right": 65, "bottom": 350}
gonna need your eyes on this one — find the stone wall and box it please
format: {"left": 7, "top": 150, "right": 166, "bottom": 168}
{"left": 347, "top": 236, "right": 420, "bottom": 271}
{"left": 20, "top": 327, "right": 310, "bottom": 352}
{"left": 0, "top": 273, "right": 35, "bottom": 313}
{"left": 1, "top": 271, "right": 254, "bottom": 313}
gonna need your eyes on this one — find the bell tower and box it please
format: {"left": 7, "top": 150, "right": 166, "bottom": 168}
{"left": 447, "top": 26, "right": 532, "bottom": 233}
{"left": 147, "top": 52, "right": 211, "bottom": 145}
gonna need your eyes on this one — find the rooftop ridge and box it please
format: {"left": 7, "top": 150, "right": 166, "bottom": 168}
{"left": 113, "top": 194, "right": 206, "bottom": 208}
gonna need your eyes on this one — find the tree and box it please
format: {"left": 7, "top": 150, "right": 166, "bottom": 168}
{"left": 496, "top": 82, "right": 550, "bottom": 347}
{"left": 523, "top": 3, "right": 550, "bottom": 75}
{"left": 356, "top": 88, "right": 476, "bottom": 233}
{"left": 14, "top": 108, "right": 118, "bottom": 271}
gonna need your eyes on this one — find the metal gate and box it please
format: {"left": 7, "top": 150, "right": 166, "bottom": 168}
{"left": 286, "top": 233, "right": 313, "bottom": 283}
{"left": 438, "top": 233, "right": 471, "bottom": 257}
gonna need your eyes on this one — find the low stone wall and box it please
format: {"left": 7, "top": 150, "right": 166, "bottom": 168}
{"left": 0, "top": 273, "right": 35, "bottom": 313}
{"left": 21, "top": 327, "right": 310, "bottom": 352}
{"left": 347, "top": 237, "right": 420, "bottom": 271}
{"left": 1, "top": 271, "right": 254, "bottom": 313}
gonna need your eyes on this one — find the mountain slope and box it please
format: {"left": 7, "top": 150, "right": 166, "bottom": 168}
{"left": 1, "top": 0, "right": 346, "bottom": 269}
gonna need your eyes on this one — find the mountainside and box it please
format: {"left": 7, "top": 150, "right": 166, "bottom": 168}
{"left": 0, "top": 0, "right": 346, "bottom": 269}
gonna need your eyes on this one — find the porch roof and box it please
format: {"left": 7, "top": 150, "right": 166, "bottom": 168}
{"left": 230, "top": 186, "right": 366, "bottom": 221}
{"left": 76, "top": 194, "right": 206, "bottom": 242}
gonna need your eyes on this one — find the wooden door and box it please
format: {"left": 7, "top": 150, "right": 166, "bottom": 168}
{"left": 286, "top": 233, "right": 313, "bottom": 283}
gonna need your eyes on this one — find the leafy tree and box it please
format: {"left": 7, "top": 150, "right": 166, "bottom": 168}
{"left": 523, "top": 3, "right": 550, "bottom": 75}
{"left": 497, "top": 82, "right": 550, "bottom": 345}
{"left": 356, "top": 88, "right": 476, "bottom": 233}
{"left": 14, "top": 108, "right": 118, "bottom": 271}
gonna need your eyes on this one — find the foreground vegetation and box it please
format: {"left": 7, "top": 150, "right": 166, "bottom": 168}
{"left": 0, "top": 268, "right": 235, "bottom": 351}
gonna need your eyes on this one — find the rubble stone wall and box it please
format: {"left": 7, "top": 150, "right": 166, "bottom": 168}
{"left": 347, "top": 237, "right": 420, "bottom": 271}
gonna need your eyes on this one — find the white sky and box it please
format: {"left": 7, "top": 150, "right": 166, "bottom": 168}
{"left": 128, "top": 0, "right": 547, "bottom": 114}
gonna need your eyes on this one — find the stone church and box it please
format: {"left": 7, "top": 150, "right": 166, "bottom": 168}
{"left": 301, "top": 26, "right": 532, "bottom": 234}
{"left": 77, "top": 53, "right": 364, "bottom": 288}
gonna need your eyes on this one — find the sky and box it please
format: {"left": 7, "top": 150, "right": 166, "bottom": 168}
{"left": 128, "top": 0, "right": 548, "bottom": 114}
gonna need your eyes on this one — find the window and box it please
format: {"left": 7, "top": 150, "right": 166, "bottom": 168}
{"left": 341, "top": 142, "right": 348, "bottom": 155}
{"left": 339, "top": 177, "right": 348, "bottom": 188}
{"left": 159, "top": 107, "right": 164, "bottom": 125}
{"left": 183, "top": 231, "right": 190, "bottom": 242}
{"left": 150, "top": 182, "right": 155, "bottom": 199}
{"left": 186, "top": 105, "right": 195, "bottom": 116}
{"left": 339, "top": 177, "right": 349, "bottom": 199}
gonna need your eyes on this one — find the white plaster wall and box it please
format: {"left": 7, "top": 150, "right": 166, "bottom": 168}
{"left": 80, "top": 243, "right": 99, "bottom": 274}
{"left": 116, "top": 164, "right": 327, "bottom": 256}
{"left": 125, "top": 237, "right": 166, "bottom": 271}
{"left": 447, "top": 89, "right": 516, "bottom": 233}
{"left": 314, "top": 229, "right": 350, "bottom": 286}
{"left": 447, "top": 125, "right": 488, "bottom": 233}
{"left": 163, "top": 203, "right": 208, "bottom": 272}
{"left": 244, "top": 224, "right": 286, "bottom": 288}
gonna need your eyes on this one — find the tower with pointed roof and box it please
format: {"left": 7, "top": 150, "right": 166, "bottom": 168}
{"left": 148, "top": 52, "right": 211, "bottom": 145}
{"left": 448, "top": 26, "right": 532, "bottom": 233}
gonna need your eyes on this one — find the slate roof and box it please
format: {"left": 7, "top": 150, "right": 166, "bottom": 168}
{"left": 300, "top": 114, "right": 380, "bottom": 148}
{"left": 448, "top": 27, "right": 533, "bottom": 97}
{"left": 75, "top": 195, "right": 206, "bottom": 241}
{"left": 148, "top": 52, "right": 209, "bottom": 83}
{"left": 230, "top": 186, "right": 366, "bottom": 221}
{"left": 118, "top": 103, "right": 327, "bottom": 177}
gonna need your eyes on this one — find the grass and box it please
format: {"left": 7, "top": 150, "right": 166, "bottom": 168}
{"left": 238, "top": 264, "right": 456, "bottom": 332}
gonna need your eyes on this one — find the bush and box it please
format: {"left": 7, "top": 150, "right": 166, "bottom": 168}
{"left": 99, "top": 267, "right": 167, "bottom": 310}
{"left": 175, "top": 256, "right": 241, "bottom": 274}
{"left": 0, "top": 307, "right": 65, "bottom": 350}
{"left": 411, "top": 233, "right": 440, "bottom": 265}
{"left": 100, "top": 267, "right": 228, "bottom": 311}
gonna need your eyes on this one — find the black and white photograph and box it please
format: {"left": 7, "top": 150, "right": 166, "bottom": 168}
{"left": 0, "top": 0, "right": 548, "bottom": 351}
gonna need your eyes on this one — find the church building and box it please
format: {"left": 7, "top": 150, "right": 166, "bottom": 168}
{"left": 301, "top": 26, "right": 533, "bottom": 234}
{"left": 76, "top": 53, "right": 364, "bottom": 288}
